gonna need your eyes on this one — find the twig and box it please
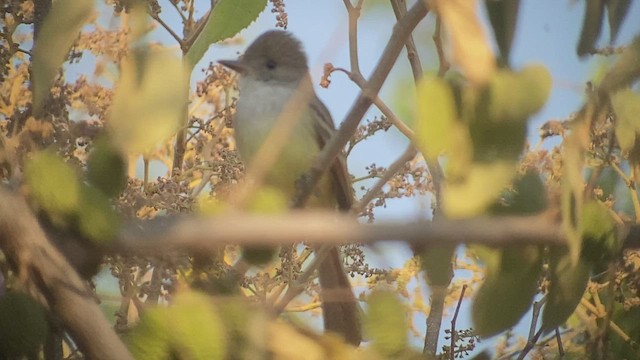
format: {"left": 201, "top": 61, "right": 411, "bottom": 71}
{"left": 272, "top": 245, "right": 332, "bottom": 314}
{"left": 433, "top": 15, "right": 450, "bottom": 77}
{"left": 517, "top": 327, "right": 545, "bottom": 360}
{"left": 352, "top": 144, "right": 417, "bottom": 214}
{"left": 292, "top": 1, "right": 430, "bottom": 209}
{"left": 555, "top": 328, "right": 565, "bottom": 357}
{"left": 150, "top": 13, "right": 185, "bottom": 48}
{"left": 449, "top": 284, "right": 468, "bottom": 360}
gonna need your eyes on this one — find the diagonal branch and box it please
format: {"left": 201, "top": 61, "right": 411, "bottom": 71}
{"left": 292, "top": 1, "right": 430, "bottom": 208}
{"left": 0, "top": 188, "right": 133, "bottom": 360}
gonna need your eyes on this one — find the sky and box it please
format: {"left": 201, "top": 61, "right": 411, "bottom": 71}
{"left": 91, "top": 0, "right": 640, "bottom": 355}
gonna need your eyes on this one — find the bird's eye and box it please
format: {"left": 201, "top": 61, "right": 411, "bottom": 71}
{"left": 266, "top": 59, "right": 277, "bottom": 69}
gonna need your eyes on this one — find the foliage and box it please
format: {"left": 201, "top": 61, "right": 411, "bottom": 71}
{"left": 0, "top": 0, "right": 639, "bottom": 359}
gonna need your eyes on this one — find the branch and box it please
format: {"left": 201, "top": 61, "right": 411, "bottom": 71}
{"left": 292, "top": 1, "right": 430, "bottom": 208}
{"left": 0, "top": 188, "right": 133, "bottom": 360}
{"left": 115, "top": 212, "right": 567, "bottom": 253}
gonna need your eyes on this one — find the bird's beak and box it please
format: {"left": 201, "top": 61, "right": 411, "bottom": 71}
{"left": 218, "top": 59, "right": 247, "bottom": 74}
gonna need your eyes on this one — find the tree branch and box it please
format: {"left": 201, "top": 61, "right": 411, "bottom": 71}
{"left": 293, "top": 1, "right": 430, "bottom": 208}
{"left": 0, "top": 188, "right": 133, "bottom": 360}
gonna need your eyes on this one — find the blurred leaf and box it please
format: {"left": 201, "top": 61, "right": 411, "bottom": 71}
{"left": 435, "top": 0, "right": 496, "bottom": 85}
{"left": 472, "top": 246, "right": 541, "bottom": 337}
{"left": 488, "top": 65, "right": 552, "bottom": 123}
{"left": 492, "top": 170, "right": 547, "bottom": 215}
{"left": 611, "top": 89, "right": 640, "bottom": 155}
{"left": 31, "top": 0, "right": 94, "bottom": 114}
{"left": 600, "top": 35, "right": 640, "bottom": 92}
{"left": 26, "top": 151, "right": 81, "bottom": 216}
{"left": 185, "top": 0, "right": 268, "bottom": 69}
{"left": 416, "top": 77, "right": 457, "bottom": 160}
{"left": 580, "top": 201, "right": 619, "bottom": 265}
{"left": 365, "top": 291, "right": 408, "bottom": 356}
{"left": 128, "top": 291, "right": 227, "bottom": 360}
{"left": 606, "top": 0, "right": 631, "bottom": 44}
{"left": 242, "top": 246, "right": 277, "bottom": 265}
{"left": 77, "top": 185, "right": 120, "bottom": 244}
{"left": 87, "top": 137, "right": 127, "bottom": 198}
{"left": 485, "top": 0, "right": 520, "bottom": 64}
{"left": 0, "top": 292, "right": 48, "bottom": 358}
{"left": 541, "top": 252, "right": 590, "bottom": 332}
{"left": 109, "top": 48, "right": 188, "bottom": 153}
{"left": 420, "top": 245, "right": 455, "bottom": 286}
{"left": 127, "top": 307, "right": 172, "bottom": 360}
{"left": 577, "top": 0, "right": 605, "bottom": 57}
{"left": 444, "top": 161, "right": 515, "bottom": 218}
{"left": 247, "top": 186, "right": 289, "bottom": 213}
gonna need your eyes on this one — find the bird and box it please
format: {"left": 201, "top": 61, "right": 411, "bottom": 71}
{"left": 219, "top": 30, "right": 362, "bottom": 346}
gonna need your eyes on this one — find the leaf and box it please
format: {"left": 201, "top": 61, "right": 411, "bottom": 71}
{"left": 541, "top": 252, "right": 590, "bottom": 332}
{"left": 577, "top": 0, "right": 605, "bottom": 57}
{"left": 185, "top": 0, "right": 268, "bottom": 69}
{"left": 25, "top": 151, "right": 81, "bottom": 216}
{"left": 492, "top": 170, "right": 547, "bottom": 215}
{"left": 606, "top": 0, "right": 631, "bottom": 44}
{"left": 435, "top": 0, "right": 496, "bottom": 85}
{"left": 488, "top": 65, "right": 552, "bottom": 123}
{"left": 128, "top": 291, "right": 227, "bottom": 360}
{"left": 611, "top": 89, "right": 640, "bottom": 155}
{"left": 472, "top": 246, "right": 541, "bottom": 337}
{"left": 31, "top": 0, "right": 94, "bottom": 114}
{"left": 420, "top": 245, "right": 455, "bottom": 287}
{"left": 86, "top": 137, "right": 127, "bottom": 198}
{"left": 109, "top": 48, "right": 188, "bottom": 153}
{"left": 580, "top": 201, "right": 619, "bottom": 265}
{"left": 484, "top": 0, "right": 520, "bottom": 64}
{"left": 416, "top": 77, "right": 457, "bottom": 160}
{"left": 77, "top": 185, "right": 120, "bottom": 244}
{"left": 600, "top": 34, "right": 640, "bottom": 92}
{"left": 0, "top": 292, "right": 48, "bottom": 358}
{"left": 365, "top": 291, "right": 408, "bottom": 356}
{"left": 444, "top": 161, "right": 516, "bottom": 218}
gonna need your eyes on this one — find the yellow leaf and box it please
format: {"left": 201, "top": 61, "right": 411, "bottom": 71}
{"left": 416, "top": 77, "right": 456, "bottom": 160}
{"left": 444, "top": 161, "right": 515, "bottom": 218}
{"left": 434, "top": 0, "right": 496, "bottom": 85}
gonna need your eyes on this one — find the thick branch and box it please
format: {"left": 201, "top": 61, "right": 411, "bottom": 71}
{"left": 0, "top": 189, "right": 133, "bottom": 360}
{"left": 116, "top": 212, "right": 566, "bottom": 252}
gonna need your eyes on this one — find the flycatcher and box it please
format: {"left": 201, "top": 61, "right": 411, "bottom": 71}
{"left": 219, "top": 30, "right": 361, "bottom": 346}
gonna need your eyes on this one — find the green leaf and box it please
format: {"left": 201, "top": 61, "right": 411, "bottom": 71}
{"left": 541, "top": 252, "right": 590, "bottom": 332}
{"left": 611, "top": 89, "right": 640, "bottom": 155}
{"left": 484, "top": 0, "right": 520, "bottom": 64}
{"left": 580, "top": 201, "right": 619, "bottom": 265}
{"left": 416, "top": 77, "right": 457, "bottom": 160}
{"left": 444, "top": 161, "right": 516, "bottom": 218}
{"left": 492, "top": 170, "right": 547, "bottom": 215}
{"left": 0, "top": 292, "right": 48, "bottom": 358}
{"left": 128, "top": 291, "right": 227, "bottom": 360}
{"left": 577, "top": 0, "right": 605, "bottom": 57}
{"left": 365, "top": 291, "right": 408, "bottom": 356}
{"left": 606, "top": 0, "right": 631, "bottom": 44}
{"left": 488, "top": 65, "right": 552, "bottom": 123}
{"left": 109, "top": 48, "right": 188, "bottom": 153}
{"left": 420, "top": 245, "right": 455, "bottom": 287}
{"left": 87, "top": 137, "right": 127, "bottom": 198}
{"left": 32, "top": 0, "right": 93, "bottom": 114}
{"left": 77, "top": 185, "right": 120, "bottom": 244}
{"left": 185, "top": 0, "right": 268, "bottom": 69}
{"left": 599, "top": 35, "right": 640, "bottom": 92}
{"left": 472, "top": 246, "right": 541, "bottom": 337}
{"left": 26, "top": 151, "right": 81, "bottom": 216}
